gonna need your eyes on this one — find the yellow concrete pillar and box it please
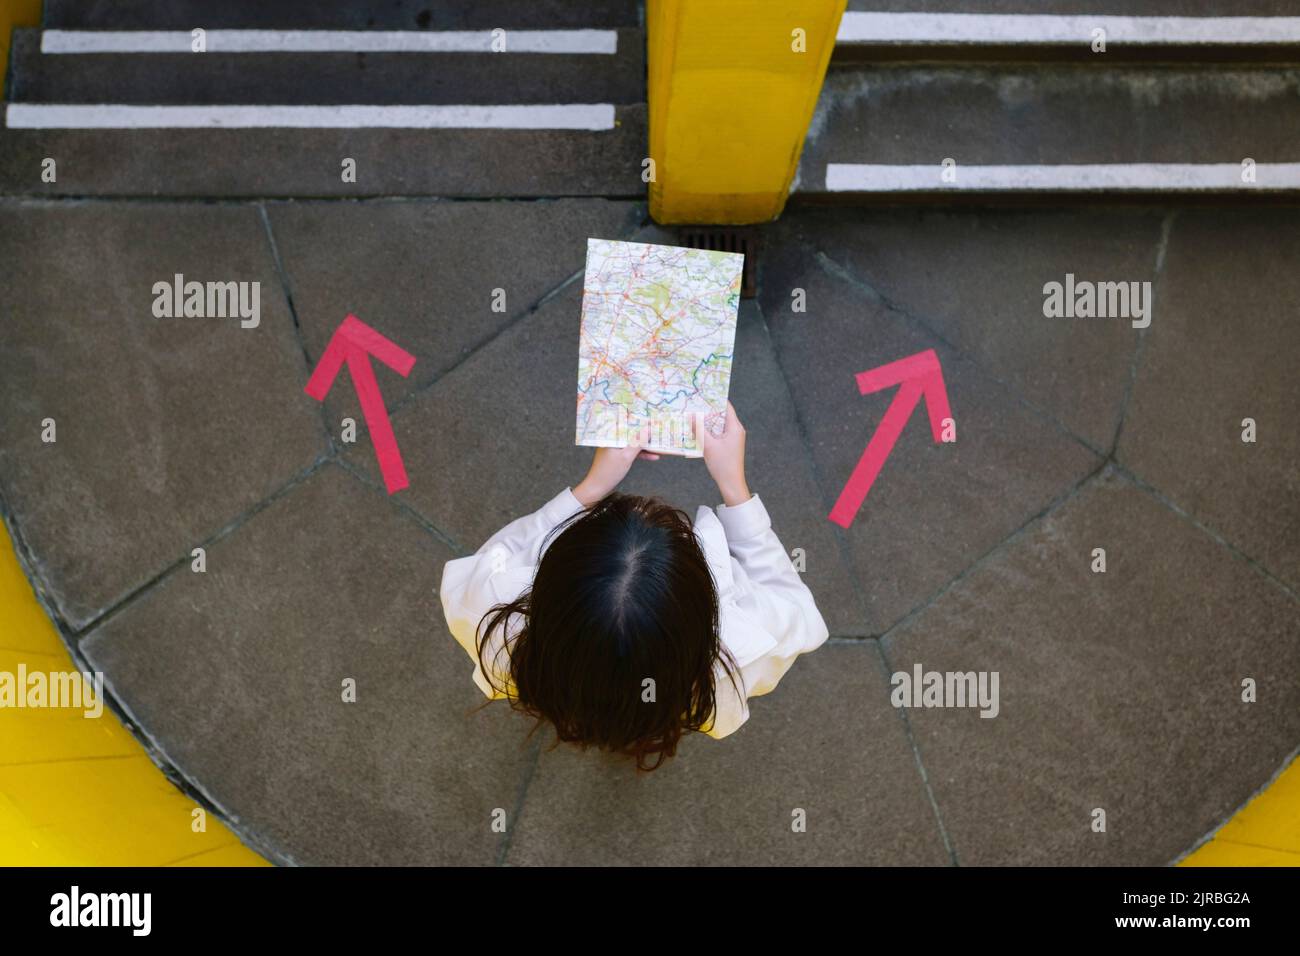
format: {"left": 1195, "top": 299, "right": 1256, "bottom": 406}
{"left": 646, "top": 0, "right": 846, "bottom": 225}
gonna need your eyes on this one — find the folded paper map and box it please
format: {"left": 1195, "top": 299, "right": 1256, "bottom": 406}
{"left": 575, "top": 238, "right": 744, "bottom": 457}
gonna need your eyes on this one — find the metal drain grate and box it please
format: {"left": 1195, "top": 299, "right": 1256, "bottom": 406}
{"left": 678, "top": 227, "right": 759, "bottom": 298}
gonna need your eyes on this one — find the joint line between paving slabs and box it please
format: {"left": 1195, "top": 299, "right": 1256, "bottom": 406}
{"left": 70, "top": 454, "right": 333, "bottom": 641}
{"left": 750, "top": 297, "right": 878, "bottom": 629}
{"left": 1113, "top": 462, "right": 1299, "bottom": 604}
{"left": 870, "top": 640, "right": 960, "bottom": 866}
{"left": 258, "top": 203, "right": 339, "bottom": 454}
{"left": 495, "top": 737, "right": 544, "bottom": 866}
{"left": 386, "top": 266, "right": 583, "bottom": 422}
{"left": 1109, "top": 209, "right": 1176, "bottom": 459}
{"left": 333, "top": 456, "right": 465, "bottom": 555}
{"left": 257, "top": 204, "right": 308, "bottom": 360}
{"left": 812, "top": 246, "right": 1109, "bottom": 461}
{"left": 880, "top": 460, "right": 1110, "bottom": 647}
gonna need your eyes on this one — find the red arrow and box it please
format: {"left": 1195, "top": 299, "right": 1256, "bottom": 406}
{"left": 305, "top": 314, "right": 416, "bottom": 494}
{"left": 828, "top": 349, "right": 952, "bottom": 528}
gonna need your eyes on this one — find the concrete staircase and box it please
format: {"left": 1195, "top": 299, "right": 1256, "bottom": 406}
{"left": 2, "top": 2, "right": 1298, "bottom": 201}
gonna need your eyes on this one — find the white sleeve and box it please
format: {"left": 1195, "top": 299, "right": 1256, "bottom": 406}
{"left": 439, "top": 487, "right": 587, "bottom": 697}
{"left": 704, "top": 493, "right": 830, "bottom": 738}
{"left": 469, "top": 486, "right": 588, "bottom": 566}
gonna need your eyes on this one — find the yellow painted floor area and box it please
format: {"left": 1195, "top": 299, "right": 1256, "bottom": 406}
{"left": 0, "top": 519, "right": 269, "bottom": 866}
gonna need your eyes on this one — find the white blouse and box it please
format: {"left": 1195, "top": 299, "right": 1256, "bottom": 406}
{"left": 438, "top": 487, "right": 830, "bottom": 738}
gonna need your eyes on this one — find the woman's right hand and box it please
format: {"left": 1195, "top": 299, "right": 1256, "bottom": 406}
{"left": 697, "top": 401, "right": 751, "bottom": 507}
{"left": 573, "top": 422, "right": 660, "bottom": 507}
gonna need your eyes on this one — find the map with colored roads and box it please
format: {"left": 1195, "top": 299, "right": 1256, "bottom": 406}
{"left": 575, "top": 238, "right": 743, "bottom": 457}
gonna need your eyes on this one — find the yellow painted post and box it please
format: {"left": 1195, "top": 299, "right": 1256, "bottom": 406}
{"left": 0, "top": 0, "right": 42, "bottom": 90}
{"left": 646, "top": 0, "right": 846, "bottom": 225}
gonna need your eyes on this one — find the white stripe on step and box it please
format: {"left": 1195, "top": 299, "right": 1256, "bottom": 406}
{"left": 40, "top": 29, "right": 619, "bottom": 54}
{"left": 825, "top": 163, "right": 1300, "bottom": 191}
{"left": 4, "top": 103, "right": 617, "bottom": 130}
{"left": 836, "top": 13, "right": 1300, "bottom": 45}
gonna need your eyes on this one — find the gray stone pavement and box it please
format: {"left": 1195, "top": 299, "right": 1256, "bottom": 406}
{"left": 0, "top": 196, "right": 1296, "bottom": 865}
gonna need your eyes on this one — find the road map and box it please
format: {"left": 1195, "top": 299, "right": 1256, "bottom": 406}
{"left": 575, "top": 238, "right": 744, "bottom": 457}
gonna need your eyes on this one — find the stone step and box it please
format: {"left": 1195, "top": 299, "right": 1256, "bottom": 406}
{"left": 794, "top": 64, "right": 1300, "bottom": 197}
{"left": 8, "top": 28, "right": 644, "bottom": 105}
{"left": 43, "top": 0, "right": 641, "bottom": 30}
{"left": 834, "top": 5, "right": 1300, "bottom": 62}
{"left": 0, "top": 104, "right": 647, "bottom": 197}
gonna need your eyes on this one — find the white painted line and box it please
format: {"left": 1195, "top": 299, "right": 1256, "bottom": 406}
{"left": 836, "top": 13, "right": 1300, "bottom": 45}
{"left": 825, "top": 163, "right": 1300, "bottom": 191}
{"left": 41, "top": 29, "right": 618, "bottom": 54}
{"left": 4, "top": 103, "right": 617, "bottom": 130}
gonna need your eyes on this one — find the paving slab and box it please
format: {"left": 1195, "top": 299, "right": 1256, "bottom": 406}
{"left": 0, "top": 106, "right": 649, "bottom": 198}
{"left": 347, "top": 279, "right": 868, "bottom": 634}
{"left": 81, "top": 463, "right": 538, "bottom": 866}
{"left": 1118, "top": 206, "right": 1300, "bottom": 590}
{"left": 772, "top": 205, "right": 1162, "bottom": 451}
{"left": 265, "top": 198, "right": 642, "bottom": 428}
{"left": 0, "top": 200, "right": 326, "bottom": 630}
{"left": 882, "top": 470, "right": 1300, "bottom": 865}
{"left": 760, "top": 240, "right": 1102, "bottom": 635}
{"left": 505, "top": 642, "right": 951, "bottom": 866}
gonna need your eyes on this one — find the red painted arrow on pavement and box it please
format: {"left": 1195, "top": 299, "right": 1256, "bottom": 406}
{"left": 304, "top": 314, "right": 416, "bottom": 494}
{"left": 828, "top": 349, "right": 953, "bottom": 529}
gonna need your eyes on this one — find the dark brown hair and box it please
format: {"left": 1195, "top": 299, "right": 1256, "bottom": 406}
{"left": 476, "top": 492, "right": 742, "bottom": 771}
